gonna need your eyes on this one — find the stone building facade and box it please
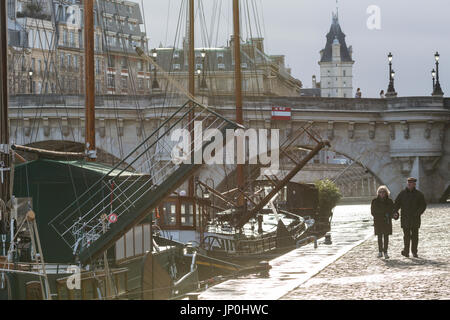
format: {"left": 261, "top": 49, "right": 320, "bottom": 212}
{"left": 151, "top": 37, "right": 302, "bottom": 97}
{"left": 6, "top": 0, "right": 150, "bottom": 95}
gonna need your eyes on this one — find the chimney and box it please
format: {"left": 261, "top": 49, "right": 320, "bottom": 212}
{"left": 251, "top": 37, "right": 264, "bottom": 53}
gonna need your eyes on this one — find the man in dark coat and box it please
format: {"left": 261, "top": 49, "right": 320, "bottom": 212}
{"left": 393, "top": 177, "right": 427, "bottom": 258}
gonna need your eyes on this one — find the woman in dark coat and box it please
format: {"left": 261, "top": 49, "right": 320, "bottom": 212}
{"left": 371, "top": 186, "right": 395, "bottom": 259}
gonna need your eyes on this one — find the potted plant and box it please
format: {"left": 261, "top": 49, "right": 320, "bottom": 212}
{"left": 315, "top": 179, "right": 342, "bottom": 220}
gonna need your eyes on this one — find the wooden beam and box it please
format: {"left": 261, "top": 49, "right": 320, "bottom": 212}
{"left": 0, "top": 0, "right": 10, "bottom": 205}
{"left": 233, "top": 0, "right": 245, "bottom": 206}
{"left": 84, "top": 0, "right": 96, "bottom": 161}
{"left": 12, "top": 145, "right": 85, "bottom": 159}
{"left": 188, "top": 0, "right": 195, "bottom": 197}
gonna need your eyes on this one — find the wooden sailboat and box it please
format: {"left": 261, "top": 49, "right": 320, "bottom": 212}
{"left": 0, "top": 0, "right": 132, "bottom": 300}
{"left": 149, "top": 0, "right": 331, "bottom": 264}
{"left": 2, "top": 0, "right": 241, "bottom": 300}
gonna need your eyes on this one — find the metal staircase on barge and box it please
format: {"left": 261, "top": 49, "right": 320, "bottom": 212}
{"left": 50, "top": 100, "right": 241, "bottom": 265}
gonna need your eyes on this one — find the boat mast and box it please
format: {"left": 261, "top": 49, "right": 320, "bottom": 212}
{"left": 84, "top": 0, "right": 96, "bottom": 161}
{"left": 0, "top": 1, "right": 11, "bottom": 210}
{"left": 188, "top": 0, "right": 195, "bottom": 196}
{"left": 233, "top": 0, "right": 245, "bottom": 206}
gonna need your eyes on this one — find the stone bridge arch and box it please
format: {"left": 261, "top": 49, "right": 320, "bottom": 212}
{"left": 8, "top": 95, "right": 450, "bottom": 202}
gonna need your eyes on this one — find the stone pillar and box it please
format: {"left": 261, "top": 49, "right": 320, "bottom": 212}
{"left": 410, "top": 157, "right": 421, "bottom": 191}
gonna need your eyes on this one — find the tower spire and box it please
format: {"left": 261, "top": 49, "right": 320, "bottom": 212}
{"left": 332, "top": 0, "right": 339, "bottom": 25}
{"left": 336, "top": 0, "right": 339, "bottom": 20}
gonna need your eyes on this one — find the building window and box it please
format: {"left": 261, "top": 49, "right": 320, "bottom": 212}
{"left": 95, "top": 59, "right": 101, "bottom": 75}
{"left": 107, "top": 36, "right": 115, "bottom": 47}
{"left": 79, "top": 30, "right": 83, "bottom": 48}
{"left": 60, "top": 54, "right": 65, "bottom": 69}
{"left": 70, "top": 32, "right": 75, "bottom": 47}
{"left": 343, "top": 70, "right": 346, "bottom": 77}
{"left": 162, "top": 202, "right": 177, "bottom": 226}
{"left": 181, "top": 203, "right": 194, "bottom": 226}
{"left": 63, "top": 30, "right": 68, "bottom": 46}
{"left": 73, "top": 56, "right": 78, "bottom": 71}
{"left": 95, "top": 34, "right": 101, "bottom": 51}
{"left": 67, "top": 54, "right": 72, "bottom": 70}
{"left": 96, "top": 80, "right": 101, "bottom": 93}
{"left": 137, "top": 60, "right": 143, "bottom": 71}
{"left": 138, "top": 79, "right": 144, "bottom": 90}
{"left": 21, "top": 81, "right": 27, "bottom": 93}
{"left": 107, "top": 74, "right": 115, "bottom": 88}
{"left": 107, "top": 56, "right": 115, "bottom": 68}
{"left": 121, "top": 76, "right": 128, "bottom": 90}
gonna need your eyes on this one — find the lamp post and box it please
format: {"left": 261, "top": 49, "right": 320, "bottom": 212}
{"left": 386, "top": 52, "right": 397, "bottom": 97}
{"left": 28, "top": 69, "right": 33, "bottom": 94}
{"left": 200, "top": 49, "right": 207, "bottom": 89}
{"left": 196, "top": 68, "right": 202, "bottom": 90}
{"left": 151, "top": 49, "right": 159, "bottom": 89}
{"left": 431, "top": 69, "right": 436, "bottom": 92}
{"left": 433, "top": 52, "right": 444, "bottom": 96}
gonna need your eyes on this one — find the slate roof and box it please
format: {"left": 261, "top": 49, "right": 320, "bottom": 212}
{"left": 320, "top": 13, "right": 353, "bottom": 63}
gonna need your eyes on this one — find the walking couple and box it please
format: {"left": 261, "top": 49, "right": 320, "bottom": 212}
{"left": 371, "top": 177, "right": 427, "bottom": 259}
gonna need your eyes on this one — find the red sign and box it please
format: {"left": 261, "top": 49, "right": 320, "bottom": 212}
{"left": 272, "top": 107, "right": 292, "bottom": 120}
{"left": 108, "top": 213, "right": 118, "bottom": 224}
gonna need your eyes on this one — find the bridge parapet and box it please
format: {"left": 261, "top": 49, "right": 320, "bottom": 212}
{"left": 207, "top": 95, "right": 388, "bottom": 111}
{"left": 8, "top": 94, "right": 449, "bottom": 113}
{"left": 387, "top": 96, "right": 446, "bottom": 110}
{"left": 444, "top": 98, "right": 450, "bottom": 109}
{"left": 6, "top": 94, "right": 450, "bottom": 202}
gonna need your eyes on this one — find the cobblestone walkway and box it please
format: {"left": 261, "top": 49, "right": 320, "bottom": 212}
{"left": 282, "top": 204, "right": 450, "bottom": 300}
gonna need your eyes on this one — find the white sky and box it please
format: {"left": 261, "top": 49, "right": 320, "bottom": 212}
{"left": 133, "top": 0, "right": 449, "bottom": 98}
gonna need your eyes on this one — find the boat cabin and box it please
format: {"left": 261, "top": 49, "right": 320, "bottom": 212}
{"left": 254, "top": 181, "right": 319, "bottom": 217}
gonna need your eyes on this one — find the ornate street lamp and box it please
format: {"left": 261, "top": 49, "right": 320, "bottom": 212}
{"left": 200, "top": 49, "right": 207, "bottom": 89}
{"left": 151, "top": 48, "right": 159, "bottom": 89}
{"left": 196, "top": 68, "right": 202, "bottom": 90}
{"left": 28, "top": 69, "right": 33, "bottom": 94}
{"left": 433, "top": 52, "right": 444, "bottom": 96}
{"left": 431, "top": 69, "right": 436, "bottom": 92}
{"left": 386, "top": 52, "right": 397, "bottom": 97}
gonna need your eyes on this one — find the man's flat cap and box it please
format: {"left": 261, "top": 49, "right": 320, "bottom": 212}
{"left": 407, "top": 177, "right": 417, "bottom": 182}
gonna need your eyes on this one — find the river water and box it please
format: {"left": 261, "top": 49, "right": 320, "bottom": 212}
{"left": 199, "top": 204, "right": 374, "bottom": 300}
